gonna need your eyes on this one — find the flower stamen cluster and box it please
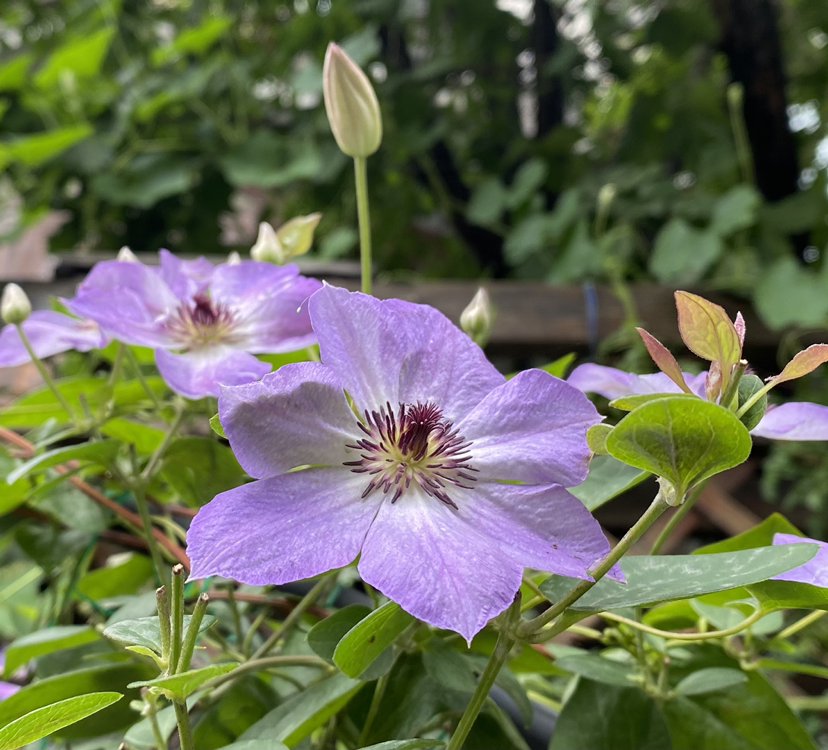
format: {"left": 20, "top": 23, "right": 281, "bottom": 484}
{"left": 344, "top": 401, "right": 477, "bottom": 508}
{"left": 165, "top": 293, "right": 239, "bottom": 349}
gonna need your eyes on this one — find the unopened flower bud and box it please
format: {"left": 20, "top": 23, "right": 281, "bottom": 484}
{"left": 117, "top": 246, "right": 138, "bottom": 263}
{"left": 226, "top": 250, "right": 242, "bottom": 265}
{"left": 250, "top": 222, "right": 284, "bottom": 264}
{"left": 656, "top": 476, "right": 682, "bottom": 507}
{"left": 323, "top": 43, "right": 382, "bottom": 158}
{"left": 276, "top": 212, "right": 322, "bottom": 261}
{"left": 460, "top": 287, "right": 494, "bottom": 347}
{"left": 1, "top": 283, "right": 31, "bottom": 325}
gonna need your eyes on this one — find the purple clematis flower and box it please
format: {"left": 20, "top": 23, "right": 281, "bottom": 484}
{"left": 771, "top": 533, "right": 828, "bottom": 587}
{"left": 187, "top": 286, "right": 618, "bottom": 641}
{"left": 67, "top": 250, "right": 321, "bottom": 399}
{"left": 567, "top": 363, "right": 828, "bottom": 441}
{"left": 0, "top": 310, "right": 106, "bottom": 368}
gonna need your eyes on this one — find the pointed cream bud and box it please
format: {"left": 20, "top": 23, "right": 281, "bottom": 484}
{"left": 226, "top": 250, "right": 242, "bottom": 265}
{"left": 1, "top": 283, "right": 32, "bottom": 325}
{"left": 460, "top": 287, "right": 494, "bottom": 346}
{"left": 250, "top": 222, "right": 285, "bottom": 264}
{"left": 117, "top": 246, "right": 138, "bottom": 263}
{"left": 276, "top": 212, "right": 322, "bottom": 261}
{"left": 323, "top": 43, "right": 382, "bottom": 158}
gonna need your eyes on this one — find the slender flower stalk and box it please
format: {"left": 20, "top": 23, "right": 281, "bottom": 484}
{"left": 178, "top": 593, "right": 209, "bottom": 672}
{"left": 15, "top": 323, "right": 77, "bottom": 420}
{"left": 354, "top": 156, "right": 373, "bottom": 294}
{"left": 133, "top": 482, "right": 166, "bottom": 585}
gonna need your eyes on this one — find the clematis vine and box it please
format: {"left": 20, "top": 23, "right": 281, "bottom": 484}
{"left": 67, "top": 250, "right": 321, "bottom": 399}
{"left": 568, "top": 291, "right": 828, "bottom": 442}
{"left": 188, "top": 286, "right": 618, "bottom": 641}
{"left": 0, "top": 309, "right": 107, "bottom": 368}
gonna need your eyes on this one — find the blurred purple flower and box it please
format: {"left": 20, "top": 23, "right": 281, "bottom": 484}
{"left": 67, "top": 250, "right": 321, "bottom": 399}
{"left": 188, "top": 286, "right": 618, "bottom": 641}
{"left": 771, "top": 533, "right": 828, "bottom": 587}
{"left": 0, "top": 650, "right": 20, "bottom": 701}
{"left": 568, "top": 363, "right": 828, "bottom": 441}
{"left": 0, "top": 310, "right": 106, "bottom": 368}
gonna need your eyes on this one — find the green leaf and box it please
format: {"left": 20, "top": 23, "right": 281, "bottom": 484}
{"left": 220, "top": 742, "right": 289, "bottom": 750}
{"left": 220, "top": 132, "right": 322, "bottom": 188}
{"left": 571, "top": 455, "right": 650, "bottom": 511}
{"left": 104, "top": 614, "right": 217, "bottom": 653}
{"left": 550, "top": 680, "right": 671, "bottom": 750}
{"left": 467, "top": 178, "right": 507, "bottom": 226}
{"left": 153, "top": 15, "right": 232, "bottom": 64}
{"left": 307, "top": 604, "right": 371, "bottom": 663}
{"left": 208, "top": 413, "right": 227, "bottom": 439}
{"left": 100, "top": 418, "right": 165, "bottom": 454}
{"left": 7, "top": 440, "right": 119, "bottom": 484}
{"left": 358, "top": 742, "right": 444, "bottom": 750}
{"left": 239, "top": 673, "right": 361, "bottom": 744}
{"left": 0, "top": 52, "right": 33, "bottom": 92}
{"left": 129, "top": 663, "right": 236, "bottom": 700}
{"left": 540, "top": 353, "right": 576, "bottom": 378}
{"left": 754, "top": 257, "right": 828, "bottom": 329}
{"left": 737, "top": 374, "right": 767, "bottom": 430}
{"left": 674, "top": 291, "right": 742, "bottom": 370}
{"left": 4, "top": 125, "right": 94, "bottom": 167}
{"left": 710, "top": 184, "right": 761, "bottom": 237}
{"left": 556, "top": 653, "right": 638, "bottom": 687}
{"left": 422, "top": 641, "right": 478, "bottom": 692}
{"left": 606, "top": 396, "right": 752, "bottom": 498}
{"left": 34, "top": 27, "right": 115, "bottom": 89}
{"left": 5, "top": 626, "right": 100, "bottom": 675}
{"left": 662, "top": 668, "right": 816, "bottom": 750}
{"left": 675, "top": 667, "right": 747, "bottom": 696}
{"left": 586, "top": 423, "right": 613, "bottom": 454}
{"left": 506, "top": 158, "right": 548, "bottom": 209}
{"left": 608, "top": 392, "right": 698, "bottom": 412}
{"left": 0, "top": 663, "right": 153, "bottom": 738}
{"left": 333, "top": 601, "right": 414, "bottom": 678}
{"left": 77, "top": 553, "right": 153, "bottom": 601}
{"left": 650, "top": 218, "right": 722, "bottom": 283}
{"left": 0, "top": 692, "right": 122, "bottom": 750}
{"left": 159, "top": 437, "right": 245, "bottom": 506}
{"left": 539, "top": 544, "right": 817, "bottom": 612}
{"left": 91, "top": 156, "right": 199, "bottom": 209}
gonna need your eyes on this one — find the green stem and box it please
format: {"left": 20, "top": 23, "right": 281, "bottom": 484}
{"left": 600, "top": 608, "right": 766, "bottom": 642}
{"left": 649, "top": 485, "right": 703, "bottom": 555}
{"left": 16, "top": 324, "right": 76, "bottom": 420}
{"left": 251, "top": 574, "right": 332, "bottom": 659}
{"left": 148, "top": 706, "right": 168, "bottom": 750}
{"left": 125, "top": 347, "right": 161, "bottom": 409}
{"left": 156, "top": 585, "right": 172, "bottom": 666}
{"left": 178, "top": 593, "right": 209, "bottom": 672}
{"left": 778, "top": 609, "right": 827, "bottom": 640}
{"left": 358, "top": 672, "right": 390, "bottom": 746}
{"left": 170, "top": 564, "right": 185, "bottom": 672}
{"left": 134, "top": 483, "right": 166, "bottom": 585}
{"left": 141, "top": 402, "right": 185, "bottom": 481}
{"left": 173, "top": 700, "right": 194, "bottom": 750}
{"left": 446, "top": 599, "right": 520, "bottom": 750}
{"left": 519, "top": 493, "right": 669, "bottom": 639}
{"left": 736, "top": 380, "right": 775, "bottom": 419}
{"left": 727, "top": 83, "right": 756, "bottom": 185}
{"left": 354, "top": 156, "right": 373, "bottom": 294}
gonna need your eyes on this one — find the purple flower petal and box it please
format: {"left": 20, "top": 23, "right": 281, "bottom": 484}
{"left": 308, "top": 286, "right": 503, "bottom": 420}
{"left": 156, "top": 346, "right": 271, "bottom": 399}
{"left": 0, "top": 311, "right": 106, "bottom": 367}
{"left": 358, "top": 487, "right": 523, "bottom": 642}
{"left": 211, "top": 262, "right": 321, "bottom": 353}
{"left": 219, "top": 362, "right": 357, "bottom": 478}
{"left": 0, "top": 681, "right": 19, "bottom": 701}
{"left": 459, "top": 369, "right": 600, "bottom": 487}
{"left": 471, "top": 481, "right": 617, "bottom": 581}
{"left": 68, "top": 260, "right": 178, "bottom": 347}
{"left": 568, "top": 363, "right": 707, "bottom": 400}
{"left": 771, "top": 533, "right": 828, "bottom": 586}
{"left": 158, "top": 249, "right": 214, "bottom": 298}
{"left": 187, "top": 468, "right": 377, "bottom": 584}
{"left": 752, "top": 402, "right": 828, "bottom": 441}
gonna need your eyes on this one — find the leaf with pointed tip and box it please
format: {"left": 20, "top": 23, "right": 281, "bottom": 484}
{"left": 675, "top": 291, "right": 742, "bottom": 378}
{"left": 587, "top": 424, "right": 612, "bottom": 454}
{"left": 636, "top": 327, "right": 691, "bottom": 393}
{"left": 674, "top": 667, "right": 747, "bottom": 696}
{"left": 571, "top": 455, "right": 650, "bottom": 511}
{"left": 771, "top": 344, "right": 828, "bottom": 385}
{"left": 129, "top": 663, "right": 236, "bottom": 700}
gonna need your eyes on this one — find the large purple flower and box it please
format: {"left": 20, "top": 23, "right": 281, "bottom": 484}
{"left": 0, "top": 310, "right": 106, "bottom": 368}
{"left": 67, "top": 251, "right": 321, "bottom": 399}
{"left": 187, "top": 286, "right": 616, "bottom": 641}
{"left": 568, "top": 363, "right": 828, "bottom": 441}
{"left": 771, "top": 533, "right": 828, "bottom": 587}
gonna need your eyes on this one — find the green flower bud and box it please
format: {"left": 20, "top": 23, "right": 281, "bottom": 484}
{"left": 1, "top": 283, "right": 32, "bottom": 325}
{"left": 323, "top": 43, "right": 382, "bottom": 158}
{"left": 226, "top": 251, "right": 242, "bottom": 265}
{"left": 460, "top": 287, "right": 494, "bottom": 346}
{"left": 250, "top": 222, "right": 283, "bottom": 264}
{"left": 276, "top": 212, "right": 322, "bottom": 260}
